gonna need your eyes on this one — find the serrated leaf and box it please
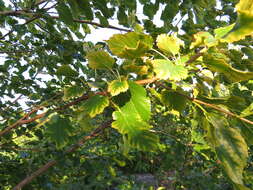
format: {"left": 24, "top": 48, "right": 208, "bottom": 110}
{"left": 206, "top": 113, "right": 249, "bottom": 188}
{"left": 81, "top": 95, "right": 109, "bottom": 117}
{"left": 218, "top": 0, "right": 253, "bottom": 42}
{"left": 107, "top": 32, "right": 153, "bottom": 59}
{"left": 87, "top": 50, "right": 115, "bottom": 69}
{"left": 112, "top": 82, "right": 159, "bottom": 151}
{"left": 77, "top": 113, "right": 94, "bottom": 132}
{"left": 190, "top": 32, "right": 217, "bottom": 49}
{"left": 108, "top": 79, "right": 129, "bottom": 96}
{"left": 161, "top": 90, "right": 188, "bottom": 112}
{"left": 112, "top": 82, "right": 151, "bottom": 135}
{"left": 129, "top": 130, "right": 159, "bottom": 151}
{"left": 56, "top": 65, "right": 78, "bottom": 77}
{"left": 152, "top": 59, "right": 188, "bottom": 81}
{"left": 156, "top": 33, "right": 184, "bottom": 55}
{"left": 46, "top": 114, "right": 74, "bottom": 149}
{"left": 63, "top": 85, "right": 85, "bottom": 101}
{"left": 203, "top": 52, "right": 253, "bottom": 82}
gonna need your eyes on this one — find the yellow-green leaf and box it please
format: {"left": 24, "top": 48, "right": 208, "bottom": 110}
{"left": 81, "top": 95, "right": 109, "bottom": 117}
{"left": 152, "top": 59, "right": 188, "bottom": 81}
{"left": 107, "top": 32, "right": 153, "bottom": 59}
{"left": 219, "top": 0, "right": 253, "bottom": 42}
{"left": 190, "top": 32, "right": 217, "bottom": 49}
{"left": 87, "top": 50, "right": 115, "bottom": 69}
{"left": 112, "top": 82, "right": 151, "bottom": 135}
{"left": 156, "top": 33, "right": 184, "bottom": 55}
{"left": 108, "top": 79, "right": 129, "bottom": 96}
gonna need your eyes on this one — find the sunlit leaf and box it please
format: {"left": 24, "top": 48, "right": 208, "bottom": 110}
{"left": 112, "top": 82, "right": 160, "bottom": 151}
{"left": 81, "top": 95, "right": 109, "bottom": 117}
{"left": 218, "top": 0, "right": 253, "bottom": 42}
{"left": 87, "top": 50, "right": 115, "bottom": 69}
{"left": 156, "top": 33, "right": 184, "bottom": 55}
{"left": 107, "top": 32, "right": 153, "bottom": 59}
{"left": 214, "top": 24, "right": 235, "bottom": 40}
{"left": 108, "top": 79, "right": 129, "bottom": 96}
{"left": 112, "top": 82, "right": 151, "bottom": 135}
{"left": 152, "top": 59, "right": 188, "bottom": 81}
{"left": 190, "top": 32, "right": 217, "bottom": 49}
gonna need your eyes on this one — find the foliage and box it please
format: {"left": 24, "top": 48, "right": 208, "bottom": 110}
{"left": 0, "top": 0, "right": 253, "bottom": 189}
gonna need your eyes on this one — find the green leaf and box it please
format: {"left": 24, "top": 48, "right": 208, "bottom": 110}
{"left": 129, "top": 130, "right": 160, "bottom": 151}
{"left": 56, "top": 2, "right": 74, "bottom": 26}
{"left": 112, "top": 82, "right": 160, "bottom": 151}
{"left": 112, "top": 82, "right": 151, "bottom": 134}
{"left": 108, "top": 79, "right": 129, "bottom": 96}
{"left": 81, "top": 95, "right": 109, "bottom": 117}
{"left": 107, "top": 32, "right": 153, "bottom": 59}
{"left": 203, "top": 52, "right": 253, "bottom": 82}
{"left": 56, "top": 65, "right": 78, "bottom": 77}
{"left": 161, "top": 90, "right": 188, "bottom": 112}
{"left": 112, "top": 82, "right": 151, "bottom": 135}
{"left": 156, "top": 34, "right": 184, "bottom": 55}
{"left": 63, "top": 85, "right": 85, "bottom": 101}
{"left": 219, "top": 0, "right": 253, "bottom": 42}
{"left": 152, "top": 59, "right": 188, "bottom": 81}
{"left": 87, "top": 50, "right": 115, "bottom": 69}
{"left": 76, "top": 0, "right": 93, "bottom": 20}
{"left": 206, "top": 113, "right": 249, "bottom": 188}
{"left": 46, "top": 114, "right": 74, "bottom": 149}
{"left": 214, "top": 24, "right": 235, "bottom": 40}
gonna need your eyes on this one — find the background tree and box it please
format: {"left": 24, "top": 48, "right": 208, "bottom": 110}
{"left": 0, "top": 0, "right": 253, "bottom": 189}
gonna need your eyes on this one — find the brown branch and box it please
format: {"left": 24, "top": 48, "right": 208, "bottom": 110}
{"left": 186, "top": 52, "right": 204, "bottom": 65}
{"left": 157, "top": 82, "right": 253, "bottom": 125}
{"left": 12, "top": 120, "right": 112, "bottom": 190}
{"left": 193, "top": 99, "right": 253, "bottom": 125}
{"left": 0, "top": 106, "right": 42, "bottom": 137}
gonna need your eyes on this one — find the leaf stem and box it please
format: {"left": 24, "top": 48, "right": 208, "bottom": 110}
{"left": 151, "top": 48, "right": 170, "bottom": 61}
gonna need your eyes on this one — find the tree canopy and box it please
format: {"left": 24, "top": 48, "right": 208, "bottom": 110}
{"left": 0, "top": 0, "right": 253, "bottom": 189}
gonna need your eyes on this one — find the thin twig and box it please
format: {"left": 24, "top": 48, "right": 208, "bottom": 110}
{"left": 51, "top": 16, "right": 131, "bottom": 32}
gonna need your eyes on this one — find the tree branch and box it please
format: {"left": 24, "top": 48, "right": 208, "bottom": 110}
{"left": 12, "top": 120, "right": 112, "bottom": 190}
{"left": 50, "top": 16, "right": 132, "bottom": 32}
{"left": 156, "top": 82, "right": 253, "bottom": 125}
